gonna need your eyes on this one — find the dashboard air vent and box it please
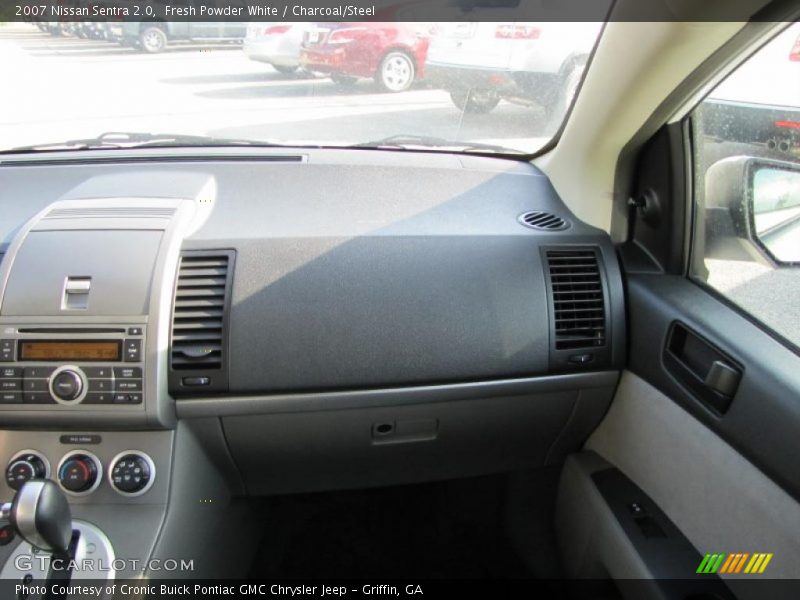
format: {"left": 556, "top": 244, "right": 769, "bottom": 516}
{"left": 170, "top": 252, "right": 233, "bottom": 378}
{"left": 546, "top": 249, "right": 606, "bottom": 350}
{"left": 519, "top": 211, "right": 568, "bottom": 231}
{"left": 45, "top": 207, "right": 176, "bottom": 220}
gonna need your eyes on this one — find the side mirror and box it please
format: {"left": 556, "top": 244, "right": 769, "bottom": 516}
{"left": 705, "top": 156, "right": 800, "bottom": 266}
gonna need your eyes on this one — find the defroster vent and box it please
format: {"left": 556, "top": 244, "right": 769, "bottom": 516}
{"left": 519, "top": 211, "right": 569, "bottom": 231}
{"left": 45, "top": 206, "right": 176, "bottom": 220}
{"left": 169, "top": 251, "right": 234, "bottom": 394}
{"left": 546, "top": 249, "right": 606, "bottom": 350}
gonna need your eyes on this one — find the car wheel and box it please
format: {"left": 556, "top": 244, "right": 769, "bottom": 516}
{"left": 139, "top": 26, "right": 167, "bottom": 54}
{"left": 376, "top": 51, "right": 415, "bottom": 93}
{"left": 449, "top": 89, "right": 500, "bottom": 114}
{"left": 331, "top": 74, "right": 358, "bottom": 87}
{"left": 271, "top": 64, "right": 299, "bottom": 75}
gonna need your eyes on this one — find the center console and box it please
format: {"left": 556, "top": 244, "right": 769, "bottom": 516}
{"left": 0, "top": 191, "right": 208, "bottom": 428}
{"left": 0, "top": 186, "right": 236, "bottom": 582}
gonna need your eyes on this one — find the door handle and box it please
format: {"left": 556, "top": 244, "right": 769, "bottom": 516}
{"left": 664, "top": 322, "right": 743, "bottom": 414}
{"left": 704, "top": 360, "right": 741, "bottom": 398}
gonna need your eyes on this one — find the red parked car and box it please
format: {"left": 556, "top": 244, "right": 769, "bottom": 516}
{"left": 299, "top": 23, "right": 429, "bottom": 92}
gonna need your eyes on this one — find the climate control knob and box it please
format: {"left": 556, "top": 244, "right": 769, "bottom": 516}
{"left": 5, "top": 452, "right": 48, "bottom": 491}
{"left": 49, "top": 367, "right": 86, "bottom": 404}
{"left": 57, "top": 452, "right": 100, "bottom": 495}
{"left": 109, "top": 452, "right": 155, "bottom": 496}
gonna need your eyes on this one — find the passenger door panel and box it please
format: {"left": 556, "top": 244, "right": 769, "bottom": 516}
{"left": 557, "top": 21, "right": 800, "bottom": 597}
{"left": 567, "top": 276, "right": 800, "bottom": 596}
{"left": 624, "top": 274, "right": 800, "bottom": 502}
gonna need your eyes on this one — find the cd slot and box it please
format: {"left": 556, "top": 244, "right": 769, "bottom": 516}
{"left": 17, "top": 328, "right": 126, "bottom": 334}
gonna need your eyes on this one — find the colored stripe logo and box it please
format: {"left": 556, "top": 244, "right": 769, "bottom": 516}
{"left": 697, "top": 552, "right": 773, "bottom": 574}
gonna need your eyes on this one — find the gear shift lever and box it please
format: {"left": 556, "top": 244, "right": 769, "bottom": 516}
{"left": 1, "top": 480, "right": 72, "bottom": 555}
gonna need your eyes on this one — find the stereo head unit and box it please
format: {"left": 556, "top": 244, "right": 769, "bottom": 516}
{"left": 0, "top": 325, "right": 145, "bottom": 407}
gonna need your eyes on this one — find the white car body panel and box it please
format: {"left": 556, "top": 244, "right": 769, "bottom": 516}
{"left": 244, "top": 22, "right": 311, "bottom": 68}
{"left": 426, "top": 22, "right": 603, "bottom": 74}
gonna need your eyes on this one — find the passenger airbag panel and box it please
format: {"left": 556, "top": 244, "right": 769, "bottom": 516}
{"left": 227, "top": 236, "right": 550, "bottom": 392}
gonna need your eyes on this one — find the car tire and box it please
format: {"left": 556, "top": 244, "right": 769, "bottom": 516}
{"left": 271, "top": 64, "right": 299, "bottom": 75}
{"left": 331, "top": 74, "right": 358, "bottom": 87}
{"left": 139, "top": 26, "right": 168, "bottom": 54}
{"left": 449, "top": 89, "right": 500, "bottom": 114}
{"left": 376, "top": 51, "right": 415, "bottom": 93}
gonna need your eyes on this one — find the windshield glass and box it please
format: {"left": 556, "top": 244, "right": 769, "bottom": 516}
{"left": 0, "top": 18, "right": 603, "bottom": 155}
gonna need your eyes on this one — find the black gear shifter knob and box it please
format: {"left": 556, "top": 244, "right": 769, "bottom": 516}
{"left": 9, "top": 480, "right": 72, "bottom": 554}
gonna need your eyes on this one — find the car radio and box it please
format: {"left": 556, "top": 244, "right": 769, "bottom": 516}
{"left": 0, "top": 325, "right": 145, "bottom": 406}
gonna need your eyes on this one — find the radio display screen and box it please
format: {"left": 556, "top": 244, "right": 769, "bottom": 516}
{"left": 19, "top": 341, "right": 121, "bottom": 362}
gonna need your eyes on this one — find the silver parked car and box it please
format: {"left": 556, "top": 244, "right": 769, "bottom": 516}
{"left": 243, "top": 23, "right": 311, "bottom": 74}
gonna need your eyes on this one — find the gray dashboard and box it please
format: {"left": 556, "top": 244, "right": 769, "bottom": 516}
{"left": 0, "top": 148, "right": 624, "bottom": 397}
{"left": 0, "top": 147, "right": 625, "bottom": 498}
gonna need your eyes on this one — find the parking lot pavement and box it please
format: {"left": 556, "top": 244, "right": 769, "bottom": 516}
{"left": 1, "top": 25, "right": 552, "bottom": 152}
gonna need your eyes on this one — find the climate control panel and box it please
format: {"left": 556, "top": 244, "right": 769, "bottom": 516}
{"left": 0, "top": 430, "right": 169, "bottom": 509}
{"left": 3, "top": 447, "right": 156, "bottom": 498}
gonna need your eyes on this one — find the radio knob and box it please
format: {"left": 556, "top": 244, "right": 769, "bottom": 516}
{"left": 58, "top": 454, "right": 98, "bottom": 494}
{"left": 5, "top": 454, "right": 47, "bottom": 491}
{"left": 50, "top": 368, "right": 84, "bottom": 402}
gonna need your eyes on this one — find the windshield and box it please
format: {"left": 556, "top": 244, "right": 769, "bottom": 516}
{"left": 0, "top": 18, "right": 603, "bottom": 155}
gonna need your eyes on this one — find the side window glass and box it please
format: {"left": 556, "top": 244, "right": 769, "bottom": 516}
{"left": 691, "top": 22, "right": 800, "bottom": 348}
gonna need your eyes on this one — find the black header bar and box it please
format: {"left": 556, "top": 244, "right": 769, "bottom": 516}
{"left": 3, "top": 0, "right": 799, "bottom": 23}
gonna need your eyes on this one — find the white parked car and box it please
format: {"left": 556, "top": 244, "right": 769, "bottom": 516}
{"left": 425, "top": 22, "right": 603, "bottom": 122}
{"left": 244, "top": 23, "right": 311, "bottom": 74}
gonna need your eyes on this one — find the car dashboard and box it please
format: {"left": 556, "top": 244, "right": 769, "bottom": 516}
{"left": 0, "top": 147, "right": 624, "bottom": 577}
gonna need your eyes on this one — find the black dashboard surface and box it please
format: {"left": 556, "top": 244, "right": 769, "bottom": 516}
{"left": 0, "top": 149, "right": 621, "bottom": 394}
